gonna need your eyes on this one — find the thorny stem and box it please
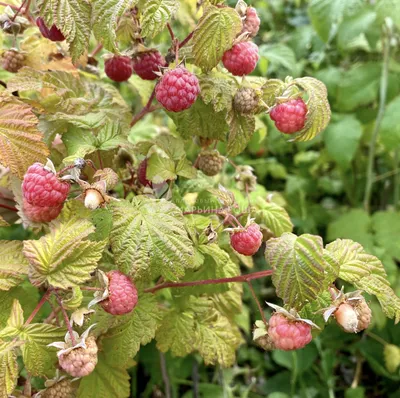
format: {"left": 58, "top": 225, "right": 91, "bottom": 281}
{"left": 54, "top": 292, "right": 77, "bottom": 345}
{"left": 24, "top": 290, "right": 52, "bottom": 326}
{"left": 247, "top": 281, "right": 268, "bottom": 327}
{"left": 130, "top": 88, "right": 158, "bottom": 127}
{"left": 89, "top": 43, "right": 103, "bottom": 58}
{"left": 363, "top": 24, "right": 391, "bottom": 212}
{"left": 0, "top": 203, "right": 18, "bottom": 212}
{"left": 166, "top": 23, "right": 175, "bottom": 41}
{"left": 144, "top": 269, "right": 274, "bottom": 294}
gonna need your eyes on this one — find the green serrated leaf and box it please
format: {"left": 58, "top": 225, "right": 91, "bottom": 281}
{"left": 110, "top": 198, "right": 195, "bottom": 281}
{"left": 101, "top": 293, "right": 162, "bottom": 366}
{"left": 154, "top": 134, "right": 185, "bottom": 160}
{"left": 77, "top": 352, "right": 130, "bottom": 398}
{"left": 226, "top": 110, "right": 255, "bottom": 156}
{"left": 252, "top": 197, "right": 293, "bottom": 237}
{"left": 0, "top": 241, "right": 29, "bottom": 291}
{"left": 372, "top": 211, "right": 400, "bottom": 261}
{"left": 199, "top": 72, "right": 236, "bottom": 112}
{"left": 0, "top": 340, "right": 20, "bottom": 397}
{"left": 261, "top": 79, "right": 285, "bottom": 107}
{"left": 63, "top": 287, "right": 83, "bottom": 310}
{"left": 38, "top": 0, "right": 92, "bottom": 62}
{"left": 92, "top": 0, "right": 138, "bottom": 53}
{"left": 192, "top": 5, "right": 242, "bottom": 72}
{"left": 299, "top": 291, "right": 332, "bottom": 330}
{"left": 293, "top": 77, "right": 331, "bottom": 142}
{"left": 175, "top": 157, "right": 197, "bottom": 179}
{"left": 147, "top": 153, "right": 177, "bottom": 183}
{"left": 7, "top": 300, "right": 23, "bottom": 329}
{"left": 326, "top": 239, "right": 400, "bottom": 323}
{"left": 140, "top": 0, "right": 179, "bottom": 38}
{"left": 267, "top": 233, "right": 326, "bottom": 310}
{"left": 195, "top": 307, "right": 242, "bottom": 367}
{"left": 168, "top": 98, "right": 229, "bottom": 141}
{"left": 23, "top": 218, "right": 106, "bottom": 289}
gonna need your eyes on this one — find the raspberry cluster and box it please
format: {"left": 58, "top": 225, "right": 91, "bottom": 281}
{"left": 100, "top": 270, "right": 138, "bottom": 316}
{"left": 22, "top": 163, "right": 70, "bottom": 223}
{"left": 133, "top": 51, "right": 166, "bottom": 80}
{"left": 36, "top": 17, "right": 65, "bottom": 41}
{"left": 105, "top": 55, "right": 133, "bottom": 82}
{"left": 270, "top": 98, "right": 308, "bottom": 134}
{"left": 155, "top": 66, "right": 200, "bottom": 112}
{"left": 1, "top": 50, "right": 25, "bottom": 73}
{"left": 58, "top": 336, "right": 98, "bottom": 377}
{"left": 230, "top": 223, "right": 263, "bottom": 256}
{"left": 268, "top": 313, "right": 312, "bottom": 351}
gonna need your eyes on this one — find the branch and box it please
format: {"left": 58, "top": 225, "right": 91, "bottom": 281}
{"left": 54, "top": 292, "right": 76, "bottom": 345}
{"left": 179, "top": 31, "right": 194, "bottom": 48}
{"left": 144, "top": 269, "right": 274, "bottom": 294}
{"left": 130, "top": 89, "right": 159, "bottom": 127}
{"left": 24, "top": 290, "right": 52, "bottom": 326}
{"left": 247, "top": 281, "right": 268, "bottom": 327}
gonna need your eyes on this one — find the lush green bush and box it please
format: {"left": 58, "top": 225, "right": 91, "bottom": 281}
{"left": 0, "top": 0, "right": 399, "bottom": 397}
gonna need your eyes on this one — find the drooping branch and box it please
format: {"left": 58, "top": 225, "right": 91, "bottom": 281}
{"left": 144, "top": 269, "right": 274, "bottom": 294}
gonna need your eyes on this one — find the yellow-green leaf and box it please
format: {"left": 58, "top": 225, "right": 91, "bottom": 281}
{"left": 0, "top": 340, "right": 20, "bottom": 397}
{"left": 23, "top": 218, "right": 106, "bottom": 289}
{"left": 326, "top": 239, "right": 400, "bottom": 323}
{"left": 0, "top": 241, "right": 29, "bottom": 291}
{"left": 226, "top": 110, "right": 256, "bottom": 156}
{"left": 0, "top": 94, "right": 49, "bottom": 179}
{"left": 192, "top": 5, "right": 242, "bottom": 72}
{"left": 293, "top": 77, "right": 331, "bottom": 142}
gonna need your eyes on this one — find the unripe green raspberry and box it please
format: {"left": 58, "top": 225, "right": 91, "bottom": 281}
{"left": 1, "top": 49, "right": 25, "bottom": 73}
{"left": 197, "top": 150, "right": 225, "bottom": 177}
{"left": 41, "top": 379, "right": 76, "bottom": 398}
{"left": 233, "top": 87, "right": 259, "bottom": 115}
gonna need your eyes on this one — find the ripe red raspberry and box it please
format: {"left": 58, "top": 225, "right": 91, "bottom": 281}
{"left": 197, "top": 150, "right": 225, "bottom": 177}
{"left": 104, "top": 55, "right": 133, "bottom": 82}
{"left": 36, "top": 17, "right": 65, "bottom": 41}
{"left": 22, "top": 163, "right": 70, "bottom": 207}
{"left": 100, "top": 270, "right": 138, "bottom": 315}
{"left": 23, "top": 199, "right": 63, "bottom": 223}
{"left": 138, "top": 158, "right": 152, "bottom": 187}
{"left": 41, "top": 379, "right": 75, "bottom": 398}
{"left": 270, "top": 98, "right": 308, "bottom": 134}
{"left": 242, "top": 7, "right": 261, "bottom": 37}
{"left": 1, "top": 50, "right": 25, "bottom": 73}
{"left": 133, "top": 51, "right": 166, "bottom": 80}
{"left": 230, "top": 223, "right": 263, "bottom": 256}
{"left": 155, "top": 66, "right": 200, "bottom": 112}
{"left": 59, "top": 336, "right": 98, "bottom": 377}
{"left": 268, "top": 313, "right": 312, "bottom": 350}
{"left": 222, "top": 41, "right": 259, "bottom": 76}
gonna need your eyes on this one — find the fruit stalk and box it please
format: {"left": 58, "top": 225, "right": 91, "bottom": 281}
{"left": 24, "top": 289, "right": 52, "bottom": 326}
{"left": 54, "top": 292, "right": 77, "bottom": 345}
{"left": 130, "top": 88, "right": 159, "bottom": 127}
{"left": 144, "top": 269, "right": 274, "bottom": 294}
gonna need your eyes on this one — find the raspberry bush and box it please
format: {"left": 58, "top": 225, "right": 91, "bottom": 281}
{"left": 0, "top": 1, "right": 399, "bottom": 397}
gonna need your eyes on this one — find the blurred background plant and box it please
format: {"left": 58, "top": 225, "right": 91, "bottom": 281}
{"left": 1, "top": 0, "right": 400, "bottom": 397}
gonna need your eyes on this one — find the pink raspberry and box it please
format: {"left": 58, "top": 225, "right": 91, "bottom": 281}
{"left": 104, "top": 56, "right": 133, "bottom": 82}
{"left": 270, "top": 98, "right": 308, "bottom": 134}
{"left": 23, "top": 199, "right": 63, "bottom": 223}
{"left": 268, "top": 313, "right": 312, "bottom": 350}
{"left": 137, "top": 158, "right": 152, "bottom": 187}
{"left": 36, "top": 17, "right": 65, "bottom": 41}
{"left": 58, "top": 336, "right": 98, "bottom": 377}
{"left": 133, "top": 51, "right": 166, "bottom": 80}
{"left": 22, "top": 163, "right": 70, "bottom": 207}
{"left": 100, "top": 270, "right": 138, "bottom": 315}
{"left": 230, "top": 223, "right": 263, "bottom": 256}
{"left": 222, "top": 41, "right": 259, "bottom": 76}
{"left": 155, "top": 66, "right": 200, "bottom": 112}
{"left": 242, "top": 7, "right": 260, "bottom": 37}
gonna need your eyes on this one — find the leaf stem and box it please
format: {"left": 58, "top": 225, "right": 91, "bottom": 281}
{"left": 0, "top": 203, "right": 17, "bottom": 212}
{"left": 24, "top": 290, "right": 52, "bottom": 326}
{"left": 54, "top": 292, "right": 77, "bottom": 345}
{"left": 89, "top": 43, "right": 103, "bottom": 58}
{"left": 130, "top": 88, "right": 159, "bottom": 127}
{"left": 97, "top": 151, "right": 104, "bottom": 169}
{"left": 179, "top": 31, "right": 194, "bottom": 48}
{"left": 144, "top": 269, "right": 274, "bottom": 294}
{"left": 363, "top": 24, "right": 391, "bottom": 212}
{"left": 166, "top": 23, "right": 175, "bottom": 41}
{"left": 11, "top": 0, "right": 26, "bottom": 21}
{"left": 246, "top": 281, "right": 268, "bottom": 327}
